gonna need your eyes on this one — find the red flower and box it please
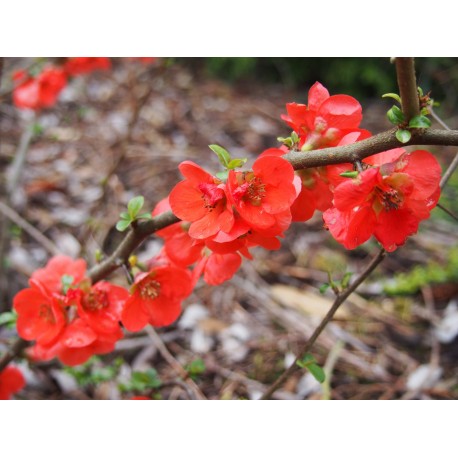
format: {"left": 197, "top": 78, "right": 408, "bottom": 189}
{"left": 281, "top": 82, "right": 370, "bottom": 150}
{"left": 227, "top": 155, "right": 299, "bottom": 234}
{"left": 0, "top": 366, "right": 25, "bottom": 400}
{"left": 323, "top": 149, "right": 441, "bottom": 251}
{"left": 121, "top": 266, "right": 193, "bottom": 332}
{"left": 169, "top": 161, "right": 235, "bottom": 240}
{"left": 14, "top": 280, "right": 66, "bottom": 346}
{"left": 64, "top": 57, "right": 111, "bottom": 76}
{"left": 13, "top": 67, "right": 67, "bottom": 111}
{"left": 31, "top": 255, "right": 87, "bottom": 295}
{"left": 75, "top": 281, "right": 128, "bottom": 335}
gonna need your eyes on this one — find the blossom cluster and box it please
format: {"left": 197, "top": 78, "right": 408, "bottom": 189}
{"left": 12, "top": 57, "right": 157, "bottom": 111}
{"left": 7, "top": 81, "right": 442, "bottom": 374}
{"left": 13, "top": 255, "right": 192, "bottom": 366}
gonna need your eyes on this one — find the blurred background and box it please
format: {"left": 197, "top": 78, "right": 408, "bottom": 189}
{"left": 1, "top": 57, "right": 457, "bottom": 399}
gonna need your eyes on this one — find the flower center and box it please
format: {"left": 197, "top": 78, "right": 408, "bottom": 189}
{"left": 374, "top": 186, "right": 403, "bottom": 211}
{"left": 198, "top": 182, "right": 225, "bottom": 209}
{"left": 39, "top": 303, "right": 56, "bottom": 323}
{"left": 82, "top": 289, "right": 109, "bottom": 311}
{"left": 140, "top": 280, "right": 161, "bottom": 300}
{"left": 233, "top": 172, "right": 266, "bottom": 206}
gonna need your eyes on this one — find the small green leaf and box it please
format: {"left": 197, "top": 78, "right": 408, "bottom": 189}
{"left": 308, "top": 363, "right": 326, "bottom": 383}
{"left": 128, "top": 196, "right": 144, "bottom": 219}
{"left": 417, "top": 86, "right": 424, "bottom": 97}
{"left": 277, "top": 137, "right": 293, "bottom": 148}
{"left": 119, "top": 212, "right": 130, "bottom": 220}
{"left": 137, "top": 212, "right": 153, "bottom": 220}
{"left": 387, "top": 105, "right": 405, "bottom": 125}
{"left": 185, "top": 358, "right": 206, "bottom": 377}
{"left": 291, "top": 131, "right": 299, "bottom": 143}
{"left": 0, "top": 311, "right": 18, "bottom": 328}
{"left": 396, "top": 129, "right": 411, "bottom": 143}
{"left": 216, "top": 170, "right": 229, "bottom": 181}
{"left": 116, "top": 219, "right": 132, "bottom": 232}
{"left": 61, "top": 275, "right": 74, "bottom": 295}
{"left": 209, "top": 144, "right": 231, "bottom": 167}
{"left": 341, "top": 272, "right": 353, "bottom": 289}
{"left": 339, "top": 171, "right": 359, "bottom": 178}
{"left": 32, "top": 123, "right": 44, "bottom": 136}
{"left": 382, "top": 93, "right": 402, "bottom": 104}
{"left": 420, "top": 107, "right": 430, "bottom": 116}
{"left": 319, "top": 283, "right": 330, "bottom": 294}
{"left": 296, "top": 353, "right": 316, "bottom": 368}
{"left": 227, "top": 158, "right": 247, "bottom": 169}
{"left": 408, "top": 115, "right": 431, "bottom": 129}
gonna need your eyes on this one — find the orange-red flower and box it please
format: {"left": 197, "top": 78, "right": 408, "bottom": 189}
{"left": 64, "top": 57, "right": 111, "bottom": 76}
{"left": 227, "top": 155, "right": 299, "bottom": 234}
{"left": 282, "top": 82, "right": 370, "bottom": 150}
{"left": 121, "top": 266, "right": 193, "bottom": 332}
{"left": 13, "top": 67, "right": 67, "bottom": 111}
{"left": 323, "top": 149, "right": 441, "bottom": 251}
{"left": 169, "top": 161, "right": 235, "bottom": 240}
{"left": 0, "top": 366, "right": 25, "bottom": 400}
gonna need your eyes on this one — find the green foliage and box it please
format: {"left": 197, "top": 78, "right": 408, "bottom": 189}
{"left": 185, "top": 358, "right": 206, "bottom": 380}
{"left": 116, "top": 195, "right": 151, "bottom": 232}
{"left": 409, "top": 115, "right": 431, "bottom": 128}
{"left": 384, "top": 247, "right": 458, "bottom": 295}
{"left": 297, "top": 354, "right": 326, "bottom": 383}
{"left": 0, "top": 311, "right": 18, "bottom": 329}
{"left": 387, "top": 105, "right": 405, "bottom": 125}
{"left": 320, "top": 271, "right": 353, "bottom": 295}
{"left": 396, "top": 129, "right": 411, "bottom": 143}
{"left": 209, "top": 144, "right": 247, "bottom": 172}
{"left": 64, "top": 356, "right": 123, "bottom": 387}
{"left": 118, "top": 369, "right": 162, "bottom": 393}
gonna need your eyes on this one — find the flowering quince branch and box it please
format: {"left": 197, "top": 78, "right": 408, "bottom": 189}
{"left": 2, "top": 57, "right": 458, "bottom": 399}
{"left": 395, "top": 57, "right": 420, "bottom": 121}
{"left": 260, "top": 248, "right": 386, "bottom": 400}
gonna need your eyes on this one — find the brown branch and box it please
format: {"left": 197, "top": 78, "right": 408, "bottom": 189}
{"left": 88, "top": 211, "right": 179, "bottom": 283}
{"left": 260, "top": 248, "right": 386, "bottom": 400}
{"left": 284, "top": 128, "right": 458, "bottom": 170}
{"left": 395, "top": 57, "right": 420, "bottom": 120}
{"left": 0, "top": 338, "right": 29, "bottom": 373}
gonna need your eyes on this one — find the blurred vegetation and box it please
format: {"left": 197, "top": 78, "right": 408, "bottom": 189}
{"left": 182, "top": 58, "right": 458, "bottom": 113}
{"left": 384, "top": 246, "right": 458, "bottom": 295}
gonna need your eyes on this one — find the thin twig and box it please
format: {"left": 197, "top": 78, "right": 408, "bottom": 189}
{"left": 260, "top": 249, "right": 386, "bottom": 400}
{"left": 0, "top": 201, "right": 60, "bottom": 255}
{"left": 145, "top": 326, "right": 206, "bottom": 400}
{"left": 440, "top": 152, "right": 458, "bottom": 189}
{"left": 0, "top": 338, "right": 29, "bottom": 373}
{"left": 7, "top": 115, "right": 35, "bottom": 198}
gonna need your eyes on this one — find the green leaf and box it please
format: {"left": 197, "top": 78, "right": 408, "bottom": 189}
{"left": 32, "top": 123, "right": 44, "bottom": 136}
{"left": 396, "top": 129, "right": 411, "bottom": 143}
{"left": 308, "top": 363, "right": 326, "bottom": 383}
{"left": 216, "top": 170, "right": 229, "bottom": 181}
{"left": 341, "top": 272, "right": 353, "bottom": 289}
{"left": 186, "top": 358, "right": 206, "bottom": 376}
{"left": 277, "top": 137, "right": 293, "bottom": 148}
{"left": 0, "top": 311, "right": 17, "bottom": 328}
{"left": 137, "top": 212, "right": 153, "bottom": 220}
{"left": 61, "top": 275, "right": 74, "bottom": 295}
{"left": 382, "top": 93, "right": 402, "bottom": 104}
{"left": 119, "top": 212, "right": 130, "bottom": 220}
{"left": 408, "top": 115, "right": 431, "bottom": 129}
{"left": 417, "top": 86, "right": 424, "bottom": 97}
{"left": 387, "top": 105, "right": 405, "bottom": 125}
{"left": 291, "top": 131, "right": 299, "bottom": 143}
{"left": 227, "top": 158, "right": 247, "bottom": 169}
{"left": 128, "top": 196, "right": 145, "bottom": 219}
{"left": 116, "top": 219, "right": 132, "bottom": 232}
{"left": 420, "top": 107, "right": 430, "bottom": 116}
{"left": 339, "top": 171, "right": 359, "bottom": 178}
{"left": 209, "top": 144, "right": 231, "bottom": 168}
{"left": 296, "top": 353, "right": 316, "bottom": 368}
{"left": 319, "top": 283, "right": 330, "bottom": 294}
